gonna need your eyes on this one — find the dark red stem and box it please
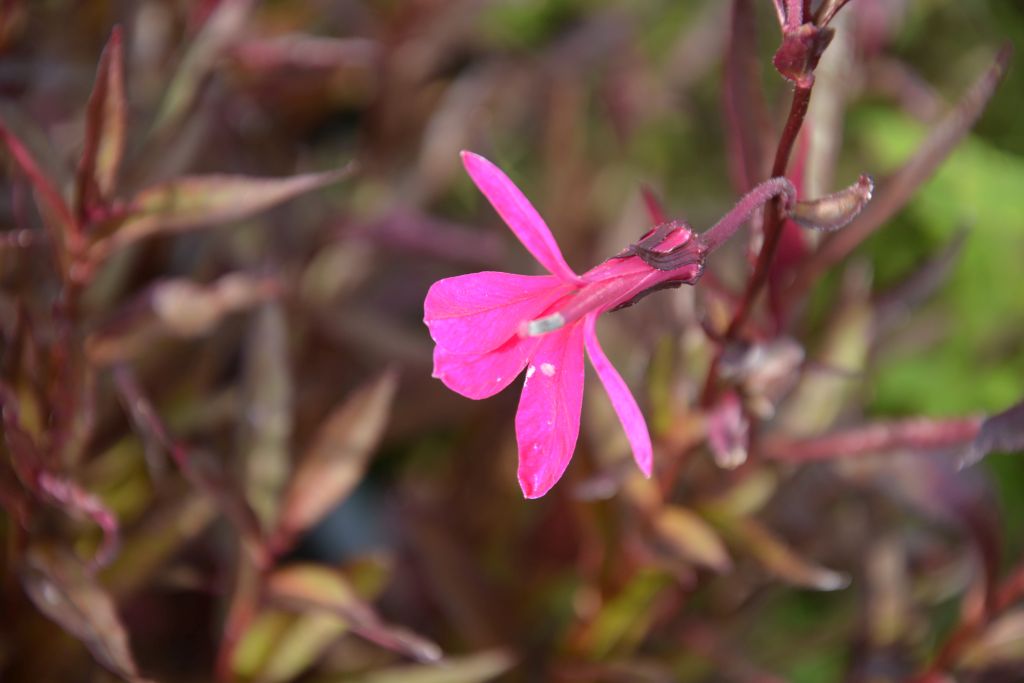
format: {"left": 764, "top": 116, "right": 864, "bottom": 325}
{"left": 727, "top": 84, "right": 812, "bottom": 337}
{"left": 701, "top": 84, "right": 813, "bottom": 406}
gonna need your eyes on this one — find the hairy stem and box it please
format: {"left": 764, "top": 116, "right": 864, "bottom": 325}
{"left": 701, "top": 177, "right": 796, "bottom": 253}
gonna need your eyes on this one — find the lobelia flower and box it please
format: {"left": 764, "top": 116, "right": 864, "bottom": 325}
{"left": 424, "top": 151, "right": 871, "bottom": 498}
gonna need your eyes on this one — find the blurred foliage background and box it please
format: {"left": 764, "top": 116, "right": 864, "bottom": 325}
{"left": 1, "top": 1, "right": 1023, "bottom": 682}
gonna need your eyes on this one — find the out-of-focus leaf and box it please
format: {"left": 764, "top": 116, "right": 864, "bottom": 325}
{"left": 652, "top": 505, "right": 732, "bottom": 572}
{"left": 239, "top": 303, "right": 292, "bottom": 532}
{"left": 76, "top": 26, "right": 126, "bottom": 216}
{"left": 965, "top": 398, "right": 1024, "bottom": 466}
{"left": 778, "top": 266, "right": 872, "bottom": 436}
{"left": 20, "top": 547, "right": 152, "bottom": 682}
{"left": 699, "top": 468, "right": 778, "bottom": 519}
{"left": 726, "top": 518, "right": 849, "bottom": 591}
{"left": 151, "top": 0, "right": 254, "bottom": 136}
{"left": 791, "top": 45, "right": 1011, "bottom": 294}
{"left": 268, "top": 563, "right": 441, "bottom": 663}
{"left": 275, "top": 370, "right": 398, "bottom": 547}
{"left": 35, "top": 471, "right": 119, "bottom": 570}
{"left": 865, "top": 537, "right": 910, "bottom": 648}
{"left": 959, "top": 609, "right": 1024, "bottom": 669}
{"left": 582, "top": 568, "right": 671, "bottom": 659}
{"left": 723, "top": 0, "right": 768, "bottom": 193}
{"left": 111, "top": 366, "right": 265, "bottom": 559}
{"left": 103, "top": 486, "right": 216, "bottom": 597}
{"left": 91, "top": 167, "right": 352, "bottom": 258}
{"left": 233, "top": 608, "right": 347, "bottom": 683}
{"left": 0, "top": 122, "right": 77, "bottom": 249}
{"left": 231, "top": 34, "right": 379, "bottom": 71}
{"left": 87, "top": 273, "right": 280, "bottom": 364}
{"left": 315, "top": 650, "right": 515, "bottom": 683}
{"left": 763, "top": 416, "right": 982, "bottom": 463}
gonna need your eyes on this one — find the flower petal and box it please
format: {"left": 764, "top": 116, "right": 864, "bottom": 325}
{"left": 424, "top": 271, "right": 572, "bottom": 355}
{"left": 433, "top": 335, "right": 540, "bottom": 400}
{"left": 461, "top": 151, "right": 580, "bottom": 283}
{"left": 515, "top": 322, "right": 586, "bottom": 498}
{"left": 583, "top": 314, "right": 652, "bottom": 477}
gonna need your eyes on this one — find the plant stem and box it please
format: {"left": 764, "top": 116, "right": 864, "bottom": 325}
{"left": 701, "top": 83, "right": 813, "bottom": 406}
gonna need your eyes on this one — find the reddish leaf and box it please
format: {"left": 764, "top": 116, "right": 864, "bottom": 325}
{"left": 76, "top": 26, "right": 126, "bottom": 220}
{"left": 36, "top": 471, "right": 119, "bottom": 570}
{"left": 790, "top": 46, "right": 1012, "bottom": 300}
{"left": 0, "top": 123, "right": 78, "bottom": 249}
{"left": 723, "top": 0, "right": 769, "bottom": 193}
{"left": 267, "top": 564, "right": 442, "bottom": 663}
{"left": 91, "top": 168, "right": 352, "bottom": 259}
{"left": 20, "top": 547, "right": 153, "bottom": 682}
{"left": 151, "top": 0, "right": 254, "bottom": 136}
{"left": 275, "top": 370, "right": 398, "bottom": 548}
{"left": 763, "top": 416, "right": 982, "bottom": 463}
{"left": 112, "top": 366, "right": 265, "bottom": 560}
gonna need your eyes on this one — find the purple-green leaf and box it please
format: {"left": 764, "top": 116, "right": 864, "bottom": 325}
{"left": 274, "top": 370, "right": 398, "bottom": 549}
{"left": 91, "top": 167, "right": 352, "bottom": 258}
{"left": 76, "top": 26, "right": 126, "bottom": 218}
{"left": 20, "top": 547, "right": 153, "bottom": 682}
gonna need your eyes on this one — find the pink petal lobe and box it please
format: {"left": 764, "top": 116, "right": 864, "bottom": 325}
{"left": 461, "top": 151, "right": 580, "bottom": 283}
{"left": 515, "top": 322, "right": 586, "bottom": 498}
{"left": 433, "top": 335, "right": 540, "bottom": 400}
{"left": 424, "top": 271, "right": 571, "bottom": 355}
{"left": 583, "top": 314, "right": 653, "bottom": 477}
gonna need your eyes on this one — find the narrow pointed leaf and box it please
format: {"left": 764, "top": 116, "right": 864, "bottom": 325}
{"left": 20, "top": 547, "right": 152, "bottom": 682}
{"left": 76, "top": 25, "right": 126, "bottom": 217}
{"left": 791, "top": 46, "right": 1011, "bottom": 296}
{"left": 92, "top": 167, "right": 352, "bottom": 257}
{"left": 276, "top": 370, "right": 398, "bottom": 545}
{"left": 268, "top": 564, "right": 441, "bottom": 663}
{"left": 652, "top": 505, "right": 732, "bottom": 572}
{"left": 152, "top": 0, "right": 254, "bottom": 136}
{"left": 730, "top": 518, "right": 849, "bottom": 591}
{"left": 239, "top": 303, "right": 292, "bottom": 531}
{"left": 0, "top": 123, "right": 77, "bottom": 244}
{"left": 233, "top": 609, "right": 347, "bottom": 683}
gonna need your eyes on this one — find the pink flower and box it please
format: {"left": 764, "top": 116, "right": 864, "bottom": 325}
{"left": 424, "top": 152, "right": 707, "bottom": 498}
{"left": 424, "top": 152, "right": 867, "bottom": 498}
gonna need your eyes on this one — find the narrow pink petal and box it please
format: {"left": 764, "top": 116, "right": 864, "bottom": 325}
{"left": 515, "top": 322, "right": 586, "bottom": 498}
{"left": 424, "top": 271, "right": 572, "bottom": 355}
{"left": 583, "top": 314, "right": 653, "bottom": 477}
{"left": 461, "top": 151, "right": 580, "bottom": 283}
{"left": 433, "top": 335, "right": 541, "bottom": 400}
